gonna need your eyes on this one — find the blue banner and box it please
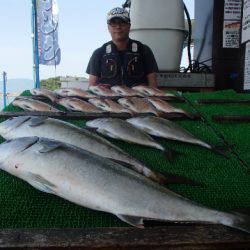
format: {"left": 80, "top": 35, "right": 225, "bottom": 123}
{"left": 37, "top": 0, "right": 61, "bottom": 65}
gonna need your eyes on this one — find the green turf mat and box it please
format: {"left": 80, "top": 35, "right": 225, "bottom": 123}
{"left": 0, "top": 90, "right": 249, "bottom": 229}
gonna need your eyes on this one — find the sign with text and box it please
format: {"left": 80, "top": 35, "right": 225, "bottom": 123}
{"left": 223, "top": 0, "right": 242, "bottom": 48}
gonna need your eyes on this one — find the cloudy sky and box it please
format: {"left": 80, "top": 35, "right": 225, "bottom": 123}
{"left": 0, "top": 0, "right": 194, "bottom": 80}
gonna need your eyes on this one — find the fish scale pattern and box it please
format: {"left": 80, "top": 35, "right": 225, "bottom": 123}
{"left": 0, "top": 90, "right": 249, "bottom": 228}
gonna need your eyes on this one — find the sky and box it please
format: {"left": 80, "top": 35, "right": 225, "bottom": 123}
{"left": 0, "top": 0, "right": 194, "bottom": 80}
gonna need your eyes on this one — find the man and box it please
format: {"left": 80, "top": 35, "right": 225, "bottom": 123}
{"left": 86, "top": 7, "right": 159, "bottom": 88}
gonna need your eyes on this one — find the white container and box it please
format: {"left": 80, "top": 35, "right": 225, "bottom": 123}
{"left": 130, "top": 0, "right": 186, "bottom": 72}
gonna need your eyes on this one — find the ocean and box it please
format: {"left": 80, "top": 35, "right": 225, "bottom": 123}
{"left": 0, "top": 79, "right": 34, "bottom": 110}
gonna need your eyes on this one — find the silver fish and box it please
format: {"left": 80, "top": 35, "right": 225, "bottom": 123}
{"left": 0, "top": 116, "right": 168, "bottom": 185}
{"left": 88, "top": 98, "right": 132, "bottom": 114}
{"left": 132, "top": 85, "right": 176, "bottom": 98}
{"left": 30, "top": 88, "right": 58, "bottom": 102}
{"left": 57, "top": 97, "right": 104, "bottom": 113}
{"left": 86, "top": 118, "right": 165, "bottom": 151}
{"left": 55, "top": 88, "right": 96, "bottom": 99}
{"left": 111, "top": 86, "right": 144, "bottom": 97}
{"left": 127, "top": 117, "right": 224, "bottom": 154}
{"left": 12, "top": 97, "right": 60, "bottom": 112}
{"left": 118, "top": 97, "right": 161, "bottom": 116}
{"left": 0, "top": 137, "right": 249, "bottom": 232}
{"left": 89, "top": 86, "right": 118, "bottom": 97}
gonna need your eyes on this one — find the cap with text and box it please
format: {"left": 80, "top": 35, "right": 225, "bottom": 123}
{"left": 107, "top": 7, "right": 130, "bottom": 24}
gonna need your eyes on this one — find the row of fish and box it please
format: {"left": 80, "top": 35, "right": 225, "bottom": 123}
{"left": 31, "top": 85, "right": 177, "bottom": 101}
{"left": 0, "top": 117, "right": 249, "bottom": 232}
{"left": 13, "top": 96, "right": 190, "bottom": 117}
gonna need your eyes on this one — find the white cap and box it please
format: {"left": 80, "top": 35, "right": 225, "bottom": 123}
{"left": 107, "top": 7, "right": 130, "bottom": 24}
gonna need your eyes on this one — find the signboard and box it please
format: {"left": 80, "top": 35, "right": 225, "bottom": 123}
{"left": 242, "top": 0, "right": 250, "bottom": 43}
{"left": 224, "top": 0, "right": 242, "bottom": 20}
{"left": 223, "top": 21, "right": 241, "bottom": 48}
{"left": 223, "top": 0, "right": 242, "bottom": 48}
{"left": 244, "top": 41, "right": 250, "bottom": 90}
{"left": 37, "top": 0, "right": 61, "bottom": 65}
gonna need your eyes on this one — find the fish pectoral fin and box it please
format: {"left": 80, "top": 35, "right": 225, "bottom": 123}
{"left": 26, "top": 173, "right": 56, "bottom": 194}
{"left": 117, "top": 214, "right": 144, "bottom": 228}
{"left": 29, "top": 117, "right": 47, "bottom": 127}
{"left": 39, "top": 139, "right": 63, "bottom": 153}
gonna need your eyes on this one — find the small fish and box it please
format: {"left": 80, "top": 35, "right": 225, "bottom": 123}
{"left": 89, "top": 86, "right": 118, "bottom": 97}
{"left": 132, "top": 85, "right": 176, "bottom": 98}
{"left": 86, "top": 118, "right": 166, "bottom": 151}
{"left": 57, "top": 97, "right": 104, "bottom": 113}
{"left": 30, "top": 88, "right": 58, "bottom": 102}
{"left": 111, "top": 85, "right": 144, "bottom": 97}
{"left": 88, "top": 98, "right": 132, "bottom": 113}
{"left": 147, "top": 97, "right": 192, "bottom": 117}
{"left": 55, "top": 88, "right": 96, "bottom": 99}
{"left": 12, "top": 97, "right": 60, "bottom": 112}
{"left": 0, "top": 137, "right": 249, "bottom": 232}
{"left": 118, "top": 97, "right": 161, "bottom": 116}
{"left": 127, "top": 116, "right": 227, "bottom": 156}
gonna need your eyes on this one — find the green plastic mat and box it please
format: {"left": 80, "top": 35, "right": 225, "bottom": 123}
{"left": 0, "top": 90, "right": 249, "bottom": 229}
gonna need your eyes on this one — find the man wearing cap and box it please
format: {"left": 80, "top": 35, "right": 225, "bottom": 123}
{"left": 86, "top": 7, "right": 159, "bottom": 88}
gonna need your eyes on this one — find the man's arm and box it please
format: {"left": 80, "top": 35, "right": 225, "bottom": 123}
{"left": 88, "top": 74, "right": 99, "bottom": 86}
{"left": 86, "top": 49, "right": 101, "bottom": 87}
{"left": 143, "top": 45, "right": 159, "bottom": 88}
{"left": 147, "top": 72, "right": 158, "bottom": 88}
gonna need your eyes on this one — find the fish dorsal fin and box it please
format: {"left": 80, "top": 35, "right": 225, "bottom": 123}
{"left": 29, "top": 117, "right": 47, "bottom": 127}
{"left": 117, "top": 214, "right": 144, "bottom": 228}
{"left": 39, "top": 139, "right": 63, "bottom": 153}
{"left": 25, "top": 173, "right": 56, "bottom": 194}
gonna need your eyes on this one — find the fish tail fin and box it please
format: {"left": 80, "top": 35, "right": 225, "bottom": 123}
{"left": 211, "top": 145, "right": 230, "bottom": 158}
{"left": 163, "top": 148, "right": 182, "bottom": 162}
{"left": 156, "top": 171, "right": 203, "bottom": 187}
{"left": 229, "top": 211, "right": 250, "bottom": 233}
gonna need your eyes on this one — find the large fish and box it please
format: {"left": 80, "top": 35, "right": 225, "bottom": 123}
{"left": 0, "top": 116, "right": 173, "bottom": 185}
{"left": 118, "top": 97, "right": 161, "bottom": 116}
{"left": 12, "top": 97, "right": 60, "bottom": 112}
{"left": 57, "top": 97, "right": 104, "bottom": 113}
{"left": 132, "top": 85, "right": 176, "bottom": 98}
{"left": 111, "top": 86, "right": 144, "bottom": 97}
{"left": 30, "top": 88, "right": 58, "bottom": 103}
{"left": 127, "top": 117, "right": 227, "bottom": 155}
{"left": 55, "top": 88, "right": 96, "bottom": 99}
{"left": 89, "top": 86, "right": 118, "bottom": 97}
{"left": 88, "top": 98, "right": 132, "bottom": 114}
{"left": 86, "top": 118, "right": 166, "bottom": 152}
{"left": 146, "top": 97, "right": 192, "bottom": 117}
{"left": 0, "top": 137, "right": 249, "bottom": 232}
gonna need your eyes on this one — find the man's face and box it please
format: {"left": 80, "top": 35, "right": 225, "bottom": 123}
{"left": 108, "top": 18, "right": 131, "bottom": 42}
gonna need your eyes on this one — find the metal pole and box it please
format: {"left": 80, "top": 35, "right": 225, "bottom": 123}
{"left": 31, "top": 0, "right": 40, "bottom": 88}
{"left": 3, "top": 71, "right": 7, "bottom": 109}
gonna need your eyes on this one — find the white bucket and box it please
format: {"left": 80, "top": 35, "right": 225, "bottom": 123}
{"left": 130, "top": 0, "right": 186, "bottom": 72}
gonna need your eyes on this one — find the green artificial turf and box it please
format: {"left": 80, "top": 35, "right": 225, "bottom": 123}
{"left": 0, "top": 90, "right": 249, "bottom": 229}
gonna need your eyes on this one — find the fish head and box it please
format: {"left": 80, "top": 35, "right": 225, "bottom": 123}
{"left": 0, "top": 137, "right": 39, "bottom": 165}
{"left": 0, "top": 116, "right": 32, "bottom": 137}
{"left": 86, "top": 118, "right": 108, "bottom": 129}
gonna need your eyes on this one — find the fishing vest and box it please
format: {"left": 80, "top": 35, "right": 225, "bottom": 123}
{"left": 97, "top": 39, "right": 147, "bottom": 87}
